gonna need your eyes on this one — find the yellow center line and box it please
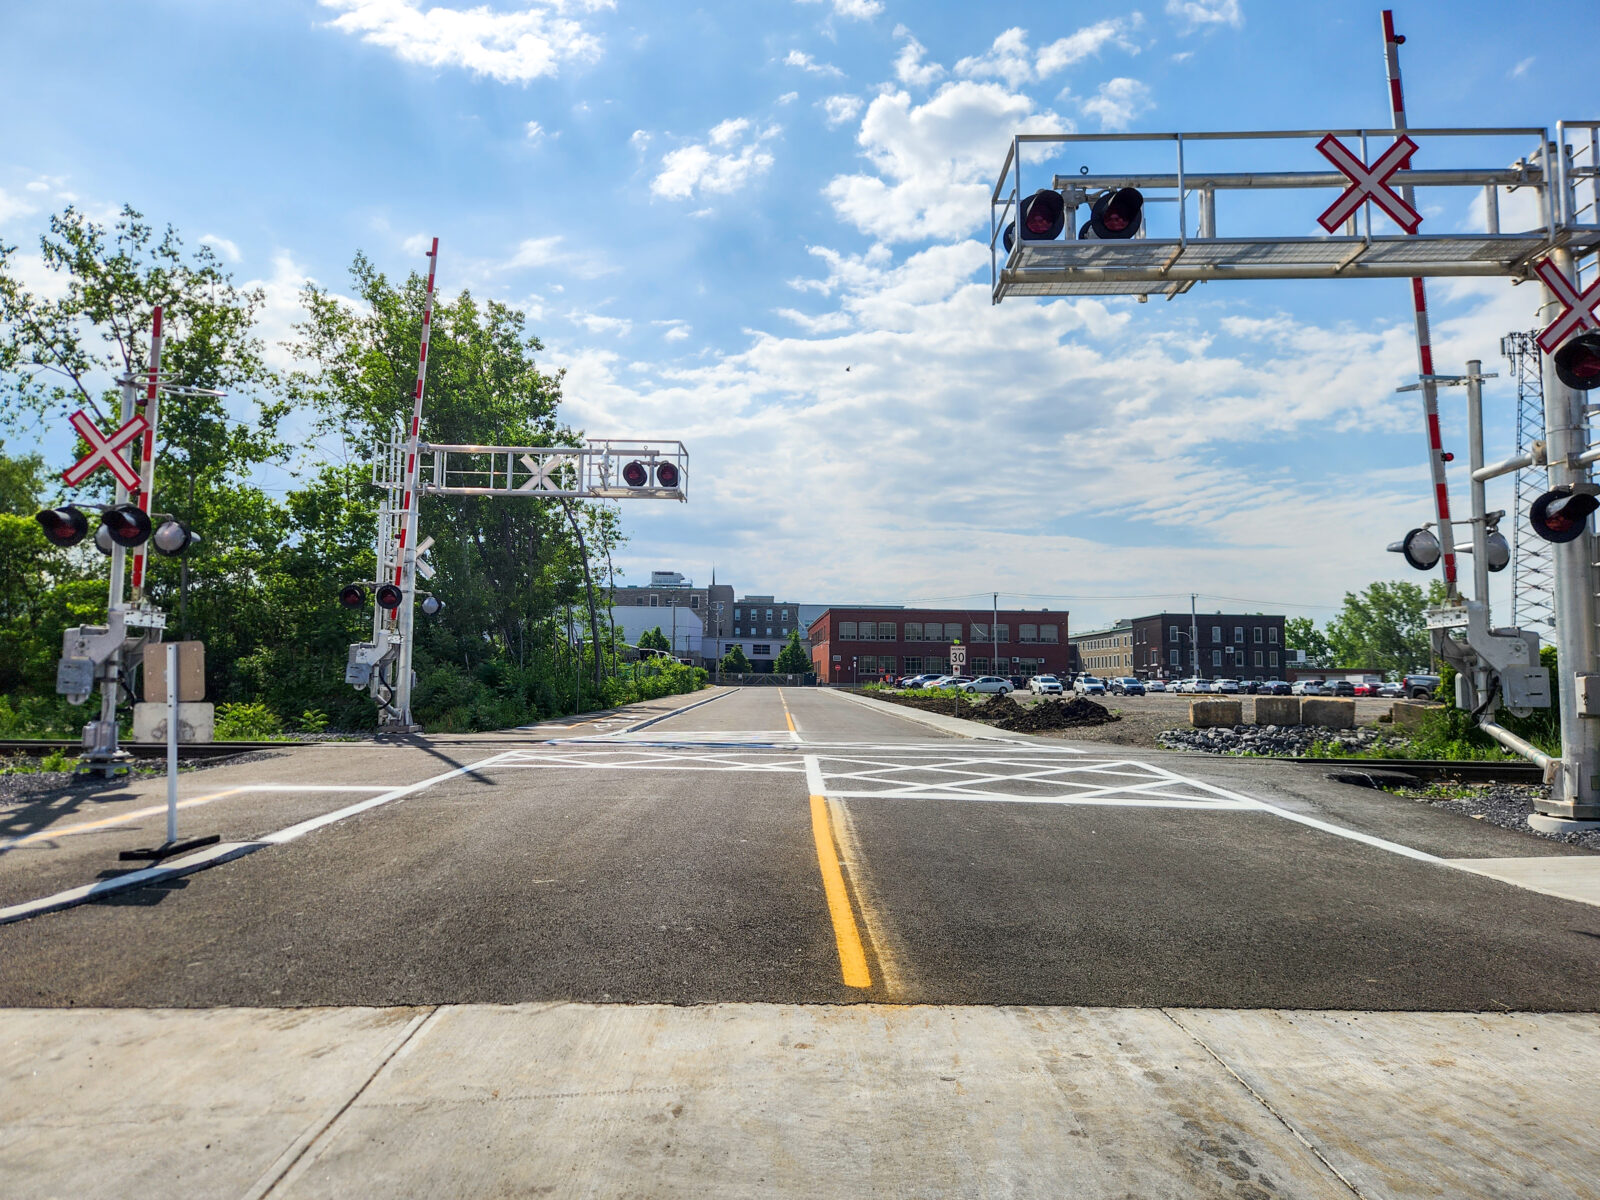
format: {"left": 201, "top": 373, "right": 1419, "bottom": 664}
{"left": 804, "top": 755, "right": 872, "bottom": 989}
{"left": 778, "top": 688, "right": 798, "bottom": 734}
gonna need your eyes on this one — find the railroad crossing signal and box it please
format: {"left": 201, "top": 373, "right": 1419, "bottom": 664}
{"left": 61, "top": 410, "right": 148, "bottom": 490}
{"left": 1002, "top": 189, "right": 1067, "bottom": 251}
{"left": 1529, "top": 486, "right": 1600, "bottom": 544}
{"left": 1533, "top": 257, "right": 1600, "bottom": 355}
{"left": 1388, "top": 527, "right": 1440, "bottom": 570}
{"left": 1080, "top": 187, "right": 1143, "bottom": 240}
{"left": 1314, "top": 133, "right": 1422, "bottom": 234}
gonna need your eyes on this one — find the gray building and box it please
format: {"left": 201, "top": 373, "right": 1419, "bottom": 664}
{"left": 608, "top": 571, "right": 735, "bottom": 641}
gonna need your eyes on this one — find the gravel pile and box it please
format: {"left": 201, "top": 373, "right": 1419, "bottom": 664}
{"left": 1410, "top": 783, "right": 1600, "bottom": 851}
{"left": 980, "top": 696, "right": 1119, "bottom": 732}
{"left": 1158, "top": 724, "right": 1387, "bottom": 757}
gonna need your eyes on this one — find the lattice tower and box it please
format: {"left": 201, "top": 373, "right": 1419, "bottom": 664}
{"left": 1502, "top": 330, "right": 1556, "bottom": 638}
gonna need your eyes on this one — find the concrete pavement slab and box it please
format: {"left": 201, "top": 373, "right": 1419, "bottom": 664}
{"left": 1170, "top": 1008, "right": 1600, "bottom": 1199}
{"left": 0, "top": 1005, "right": 429, "bottom": 1200}
{"left": 5, "top": 1003, "right": 1596, "bottom": 1200}
{"left": 1448, "top": 855, "right": 1600, "bottom": 906}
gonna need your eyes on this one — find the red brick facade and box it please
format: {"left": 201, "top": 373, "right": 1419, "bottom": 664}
{"left": 807, "top": 608, "right": 1071, "bottom": 684}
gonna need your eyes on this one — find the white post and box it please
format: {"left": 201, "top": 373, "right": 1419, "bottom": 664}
{"left": 1465, "top": 360, "right": 1491, "bottom": 611}
{"left": 165, "top": 642, "right": 178, "bottom": 845}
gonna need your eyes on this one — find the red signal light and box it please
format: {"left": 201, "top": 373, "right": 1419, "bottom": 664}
{"left": 1080, "top": 188, "right": 1144, "bottom": 240}
{"left": 1554, "top": 332, "right": 1600, "bottom": 391}
{"left": 101, "top": 503, "right": 152, "bottom": 548}
{"left": 655, "top": 461, "right": 680, "bottom": 489}
{"left": 1530, "top": 486, "right": 1600, "bottom": 544}
{"left": 36, "top": 506, "right": 89, "bottom": 548}
{"left": 622, "top": 460, "right": 649, "bottom": 487}
{"left": 339, "top": 584, "right": 369, "bottom": 609}
{"left": 375, "top": 583, "right": 403, "bottom": 610}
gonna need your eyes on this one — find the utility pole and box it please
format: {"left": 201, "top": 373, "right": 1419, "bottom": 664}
{"left": 1189, "top": 593, "right": 1200, "bottom": 677}
{"left": 992, "top": 591, "right": 999, "bottom": 678}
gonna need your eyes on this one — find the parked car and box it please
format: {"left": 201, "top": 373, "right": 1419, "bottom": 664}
{"left": 1377, "top": 681, "right": 1404, "bottom": 698}
{"left": 1028, "top": 675, "right": 1064, "bottom": 695}
{"left": 1213, "top": 678, "right": 1241, "bottom": 694}
{"left": 1325, "top": 679, "right": 1356, "bottom": 697}
{"left": 923, "top": 675, "right": 955, "bottom": 689}
{"left": 937, "top": 676, "right": 974, "bottom": 689}
{"left": 1175, "top": 677, "right": 1200, "bottom": 693}
{"left": 1109, "top": 677, "right": 1146, "bottom": 696}
{"left": 1403, "top": 674, "right": 1442, "bottom": 699}
{"left": 1074, "top": 675, "right": 1107, "bottom": 695}
{"left": 1352, "top": 681, "right": 1379, "bottom": 697}
{"left": 1145, "top": 679, "right": 1168, "bottom": 692}
{"left": 1259, "top": 679, "right": 1291, "bottom": 696}
{"left": 1291, "top": 679, "right": 1324, "bottom": 696}
{"left": 962, "top": 675, "right": 1013, "bottom": 694}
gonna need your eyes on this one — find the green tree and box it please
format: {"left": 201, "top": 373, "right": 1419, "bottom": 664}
{"left": 721, "top": 644, "right": 752, "bottom": 674}
{"left": 1284, "top": 616, "right": 1333, "bottom": 667}
{"left": 1324, "top": 580, "right": 1449, "bottom": 674}
{"left": 775, "top": 629, "right": 810, "bottom": 674}
{"left": 0, "top": 446, "right": 45, "bottom": 514}
{"left": 639, "top": 626, "right": 670, "bottom": 652}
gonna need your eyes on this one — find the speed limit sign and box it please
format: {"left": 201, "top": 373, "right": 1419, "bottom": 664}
{"left": 949, "top": 645, "right": 967, "bottom": 671}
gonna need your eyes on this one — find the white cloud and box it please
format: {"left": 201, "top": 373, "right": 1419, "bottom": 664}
{"left": 525, "top": 120, "right": 545, "bottom": 142}
{"left": 955, "top": 21, "right": 1142, "bottom": 87}
{"left": 821, "top": 94, "right": 863, "bottom": 127}
{"left": 504, "top": 234, "right": 615, "bottom": 279}
{"left": 824, "top": 81, "right": 1070, "bottom": 243}
{"left": 1081, "top": 77, "right": 1154, "bottom": 130}
{"left": 317, "top": 0, "right": 613, "bottom": 84}
{"left": 1166, "top": 0, "right": 1242, "bottom": 33}
{"left": 630, "top": 129, "right": 651, "bottom": 152}
{"left": 774, "top": 307, "right": 853, "bottom": 334}
{"left": 0, "top": 187, "right": 40, "bottom": 225}
{"left": 1510, "top": 56, "right": 1534, "bottom": 79}
{"left": 892, "top": 32, "right": 944, "bottom": 88}
{"left": 653, "top": 319, "right": 692, "bottom": 342}
{"left": 784, "top": 49, "right": 843, "bottom": 77}
{"left": 568, "top": 309, "right": 631, "bottom": 336}
{"left": 777, "top": 91, "right": 799, "bottom": 105}
{"left": 651, "top": 119, "right": 781, "bottom": 201}
{"left": 199, "top": 234, "right": 242, "bottom": 262}
{"left": 797, "top": 0, "right": 883, "bottom": 20}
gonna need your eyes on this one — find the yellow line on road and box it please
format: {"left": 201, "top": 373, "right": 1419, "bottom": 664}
{"left": 779, "top": 689, "right": 798, "bottom": 734}
{"left": 809, "top": 792, "right": 872, "bottom": 989}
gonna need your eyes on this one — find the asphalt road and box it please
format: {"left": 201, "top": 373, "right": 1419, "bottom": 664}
{"left": 2, "top": 686, "right": 1598, "bottom": 1010}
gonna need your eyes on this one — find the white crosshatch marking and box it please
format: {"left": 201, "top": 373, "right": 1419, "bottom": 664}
{"left": 498, "top": 736, "right": 1252, "bottom": 809}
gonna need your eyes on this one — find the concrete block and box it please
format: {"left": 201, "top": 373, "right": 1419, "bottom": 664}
{"left": 1390, "top": 700, "right": 1442, "bottom": 730}
{"left": 132, "top": 701, "right": 215, "bottom": 743}
{"left": 1300, "top": 697, "right": 1357, "bottom": 729}
{"left": 1254, "top": 696, "right": 1302, "bottom": 726}
{"left": 1189, "top": 699, "right": 1242, "bottom": 729}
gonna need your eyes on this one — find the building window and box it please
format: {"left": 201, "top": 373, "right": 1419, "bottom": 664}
{"left": 904, "top": 657, "right": 923, "bottom": 674}
{"left": 1020, "top": 624, "right": 1038, "bottom": 643}
{"left": 754, "top": 644, "right": 771, "bottom": 656}
{"left": 1269, "top": 627, "right": 1279, "bottom": 643}
{"left": 840, "top": 621, "right": 857, "bottom": 640}
{"left": 971, "top": 622, "right": 987, "bottom": 641}
{"left": 766, "top": 609, "right": 773, "bottom": 619}
{"left": 780, "top": 609, "right": 789, "bottom": 620}
{"left": 1170, "top": 649, "right": 1179, "bottom": 666}
{"left": 1211, "top": 625, "right": 1222, "bottom": 642}
{"left": 1234, "top": 626, "right": 1243, "bottom": 643}
{"left": 1040, "top": 625, "right": 1058, "bottom": 643}
{"left": 1212, "top": 649, "right": 1222, "bottom": 667}
{"left": 994, "top": 625, "right": 1008, "bottom": 643}
{"left": 650, "top": 596, "right": 659, "bottom": 607}
{"left": 1270, "top": 651, "right": 1279, "bottom": 667}
{"left": 1170, "top": 626, "right": 1179, "bottom": 642}
{"left": 1254, "top": 650, "right": 1263, "bottom": 667}
{"left": 691, "top": 595, "right": 700, "bottom": 609}
{"left": 734, "top": 607, "right": 742, "bottom": 620}
{"left": 1253, "top": 627, "right": 1262, "bottom": 643}
{"left": 906, "top": 622, "right": 923, "bottom": 640}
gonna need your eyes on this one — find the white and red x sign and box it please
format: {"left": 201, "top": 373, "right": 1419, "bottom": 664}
{"left": 1316, "top": 133, "right": 1423, "bottom": 235}
{"left": 61, "top": 409, "right": 148, "bottom": 490}
{"left": 1533, "top": 256, "right": 1600, "bottom": 354}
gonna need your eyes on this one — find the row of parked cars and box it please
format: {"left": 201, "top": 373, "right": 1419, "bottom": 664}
{"left": 894, "top": 672, "right": 1440, "bottom": 699}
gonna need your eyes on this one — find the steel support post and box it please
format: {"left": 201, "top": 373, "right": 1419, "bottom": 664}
{"left": 82, "top": 374, "right": 140, "bottom": 774}
{"left": 1465, "top": 361, "right": 1491, "bottom": 610}
{"left": 1536, "top": 246, "right": 1600, "bottom": 820}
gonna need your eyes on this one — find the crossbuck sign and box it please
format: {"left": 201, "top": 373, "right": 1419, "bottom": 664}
{"left": 1315, "top": 133, "right": 1422, "bottom": 234}
{"left": 61, "top": 409, "right": 148, "bottom": 490}
{"left": 1534, "top": 256, "right": 1600, "bottom": 353}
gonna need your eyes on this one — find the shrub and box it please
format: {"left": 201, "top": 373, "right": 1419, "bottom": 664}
{"left": 215, "top": 701, "right": 285, "bottom": 740}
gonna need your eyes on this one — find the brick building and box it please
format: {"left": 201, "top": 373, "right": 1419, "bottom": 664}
{"left": 807, "top": 608, "right": 1071, "bottom": 684}
{"left": 1129, "top": 612, "right": 1288, "bottom": 682}
{"left": 1069, "top": 620, "right": 1134, "bottom": 677}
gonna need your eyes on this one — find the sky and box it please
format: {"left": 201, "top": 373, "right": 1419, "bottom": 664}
{"left": 2, "top": 0, "right": 1595, "bottom": 633}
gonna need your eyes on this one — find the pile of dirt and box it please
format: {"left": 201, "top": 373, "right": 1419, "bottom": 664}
{"left": 866, "top": 689, "right": 984, "bottom": 717}
{"left": 978, "top": 696, "right": 1120, "bottom": 733}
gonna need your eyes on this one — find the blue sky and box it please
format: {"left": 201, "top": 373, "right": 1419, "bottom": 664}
{"left": 3, "top": 0, "right": 1595, "bottom": 631}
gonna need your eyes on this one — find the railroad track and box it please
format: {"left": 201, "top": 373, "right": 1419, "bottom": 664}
{"left": 1288, "top": 756, "right": 1546, "bottom": 784}
{"left": 0, "top": 739, "right": 317, "bottom": 762}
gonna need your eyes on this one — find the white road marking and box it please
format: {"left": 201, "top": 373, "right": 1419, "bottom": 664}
{"left": 0, "top": 751, "right": 521, "bottom": 926}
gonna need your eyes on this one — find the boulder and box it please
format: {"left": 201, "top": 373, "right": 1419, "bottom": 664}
{"left": 1300, "top": 697, "right": 1357, "bottom": 729}
{"left": 1390, "top": 699, "right": 1442, "bottom": 729}
{"left": 1254, "top": 696, "right": 1302, "bottom": 726}
{"left": 1189, "top": 699, "right": 1243, "bottom": 729}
